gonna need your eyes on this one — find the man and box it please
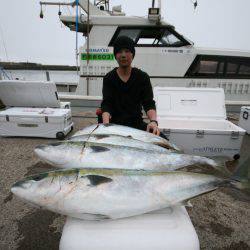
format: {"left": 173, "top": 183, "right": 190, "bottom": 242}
{"left": 101, "top": 36, "right": 160, "bottom": 136}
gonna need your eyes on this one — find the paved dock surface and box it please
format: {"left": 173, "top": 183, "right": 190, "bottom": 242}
{"left": 0, "top": 117, "right": 249, "bottom": 250}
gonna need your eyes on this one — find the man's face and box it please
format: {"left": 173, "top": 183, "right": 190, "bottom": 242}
{"left": 115, "top": 48, "right": 133, "bottom": 68}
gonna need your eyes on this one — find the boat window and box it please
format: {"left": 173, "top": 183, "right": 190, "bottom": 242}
{"left": 227, "top": 62, "right": 238, "bottom": 74}
{"left": 117, "top": 29, "right": 140, "bottom": 42}
{"left": 198, "top": 61, "right": 218, "bottom": 74}
{"left": 186, "top": 55, "right": 250, "bottom": 78}
{"left": 137, "top": 38, "right": 156, "bottom": 45}
{"left": 239, "top": 63, "right": 250, "bottom": 75}
{"left": 217, "top": 62, "right": 224, "bottom": 74}
{"left": 160, "top": 30, "right": 183, "bottom": 46}
{"left": 109, "top": 26, "right": 191, "bottom": 47}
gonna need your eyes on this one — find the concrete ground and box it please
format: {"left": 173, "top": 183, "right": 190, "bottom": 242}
{"left": 0, "top": 117, "right": 249, "bottom": 250}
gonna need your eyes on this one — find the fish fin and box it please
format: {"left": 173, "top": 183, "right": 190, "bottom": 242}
{"left": 179, "top": 200, "right": 193, "bottom": 207}
{"left": 186, "top": 156, "right": 233, "bottom": 177}
{"left": 233, "top": 180, "right": 250, "bottom": 190}
{"left": 94, "top": 134, "right": 110, "bottom": 140}
{"left": 79, "top": 213, "right": 110, "bottom": 221}
{"left": 126, "top": 135, "right": 133, "bottom": 139}
{"left": 89, "top": 145, "right": 110, "bottom": 153}
{"left": 103, "top": 123, "right": 114, "bottom": 127}
{"left": 221, "top": 178, "right": 250, "bottom": 191}
{"left": 153, "top": 142, "right": 181, "bottom": 152}
{"left": 86, "top": 174, "right": 113, "bottom": 186}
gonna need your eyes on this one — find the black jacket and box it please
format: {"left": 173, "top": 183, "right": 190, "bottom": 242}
{"left": 101, "top": 67, "right": 156, "bottom": 128}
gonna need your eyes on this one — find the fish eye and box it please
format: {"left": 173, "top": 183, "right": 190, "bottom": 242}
{"left": 33, "top": 175, "right": 44, "bottom": 181}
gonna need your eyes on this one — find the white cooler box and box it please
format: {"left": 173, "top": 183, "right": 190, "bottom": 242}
{"left": 154, "top": 87, "right": 246, "bottom": 159}
{"left": 0, "top": 80, "right": 73, "bottom": 139}
{"left": 239, "top": 106, "right": 250, "bottom": 134}
{"left": 59, "top": 207, "right": 199, "bottom": 250}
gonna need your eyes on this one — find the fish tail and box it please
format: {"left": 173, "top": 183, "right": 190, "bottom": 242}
{"left": 209, "top": 156, "right": 233, "bottom": 177}
{"left": 228, "top": 179, "right": 250, "bottom": 190}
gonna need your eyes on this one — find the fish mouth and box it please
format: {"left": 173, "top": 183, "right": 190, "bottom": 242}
{"left": 34, "top": 145, "right": 48, "bottom": 160}
{"left": 11, "top": 180, "right": 31, "bottom": 190}
{"left": 34, "top": 145, "right": 68, "bottom": 166}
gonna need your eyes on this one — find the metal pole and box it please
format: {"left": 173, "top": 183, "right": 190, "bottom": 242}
{"left": 40, "top": 1, "right": 73, "bottom": 6}
{"left": 86, "top": 0, "right": 90, "bottom": 95}
{"left": 75, "top": 0, "right": 79, "bottom": 76}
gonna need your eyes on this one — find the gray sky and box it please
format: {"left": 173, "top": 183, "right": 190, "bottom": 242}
{"left": 0, "top": 0, "right": 250, "bottom": 65}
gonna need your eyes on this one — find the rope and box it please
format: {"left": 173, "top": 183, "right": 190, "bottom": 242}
{"left": 0, "top": 67, "right": 12, "bottom": 80}
{"left": 0, "top": 24, "right": 9, "bottom": 62}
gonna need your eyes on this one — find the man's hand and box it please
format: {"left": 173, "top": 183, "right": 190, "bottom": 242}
{"left": 147, "top": 121, "right": 160, "bottom": 136}
{"left": 102, "top": 112, "right": 111, "bottom": 124}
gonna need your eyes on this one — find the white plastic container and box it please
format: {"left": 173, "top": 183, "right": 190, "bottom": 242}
{"left": 239, "top": 106, "right": 250, "bottom": 134}
{"left": 0, "top": 107, "right": 73, "bottom": 139}
{"left": 59, "top": 207, "right": 199, "bottom": 250}
{"left": 154, "top": 87, "right": 246, "bottom": 159}
{"left": 0, "top": 80, "right": 73, "bottom": 139}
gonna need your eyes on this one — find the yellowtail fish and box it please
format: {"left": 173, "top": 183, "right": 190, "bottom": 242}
{"left": 34, "top": 141, "right": 218, "bottom": 171}
{"left": 72, "top": 123, "right": 180, "bottom": 151}
{"left": 11, "top": 168, "right": 228, "bottom": 220}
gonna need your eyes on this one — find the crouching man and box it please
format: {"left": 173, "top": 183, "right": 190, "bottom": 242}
{"left": 101, "top": 36, "right": 160, "bottom": 135}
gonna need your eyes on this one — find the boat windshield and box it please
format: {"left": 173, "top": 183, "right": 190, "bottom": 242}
{"left": 109, "top": 26, "right": 191, "bottom": 47}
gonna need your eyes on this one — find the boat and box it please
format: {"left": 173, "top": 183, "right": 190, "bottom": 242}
{"left": 56, "top": 0, "right": 250, "bottom": 103}
{"left": 2, "top": 0, "right": 250, "bottom": 110}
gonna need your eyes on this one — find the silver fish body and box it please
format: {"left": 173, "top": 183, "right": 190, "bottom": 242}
{"left": 34, "top": 141, "right": 217, "bottom": 171}
{"left": 72, "top": 123, "right": 180, "bottom": 151}
{"left": 11, "top": 168, "right": 225, "bottom": 220}
{"left": 69, "top": 134, "right": 169, "bottom": 153}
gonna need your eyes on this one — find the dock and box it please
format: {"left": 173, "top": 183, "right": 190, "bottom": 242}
{"left": 0, "top": 115, "right": 249, "bottom": 250}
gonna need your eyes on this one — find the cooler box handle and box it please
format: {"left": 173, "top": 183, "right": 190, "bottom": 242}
{"left": 243, "top": 111, "right": 248, "bottom": 120}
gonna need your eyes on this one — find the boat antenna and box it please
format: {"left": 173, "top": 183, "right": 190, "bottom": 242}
{"left": 40, "top": 4, "right": 44, "bottom": 18}
{"left": 58, "top": 4, "right": 62, "bottom": 16}
{"left": 0, "top": 24, "right": 10, "bottom": 62}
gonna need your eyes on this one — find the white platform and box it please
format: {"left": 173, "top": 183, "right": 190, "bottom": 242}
{"left": 60, "top": 206, "right": 199, "bottom": 250}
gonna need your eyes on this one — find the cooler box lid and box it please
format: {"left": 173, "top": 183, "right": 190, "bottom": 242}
{"left": 0, "top": 80, "right": 60, "bottom": 108}
{"left": 154, "top": 87, "right": 226, "bottom": 120}
{"left": 0, "top": 107, "right": 70, "bottom": 117}
{"left": 241, "top": 106, "right": 250, "bottom": 110}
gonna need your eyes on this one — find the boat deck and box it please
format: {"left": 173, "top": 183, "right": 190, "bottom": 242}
{"left": 0, "top": 115, "right": 249, "bottom": 250}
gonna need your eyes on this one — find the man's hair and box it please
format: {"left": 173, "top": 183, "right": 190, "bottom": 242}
{"left": 113, "top": 36, "right": 135, "bottom": 58}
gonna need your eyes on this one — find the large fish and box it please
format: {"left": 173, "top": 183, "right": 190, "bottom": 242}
{"left": 34, "top": 141, "right": 218, "bottom": 171}
{"left": 68, "top": 134, "right": 169, "bottom": 153}
{"left": 72, "top": 123, "right": 180, "bottom": 151}
{"left": 11, "top": 168, "right": 227, "bottom": 220}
